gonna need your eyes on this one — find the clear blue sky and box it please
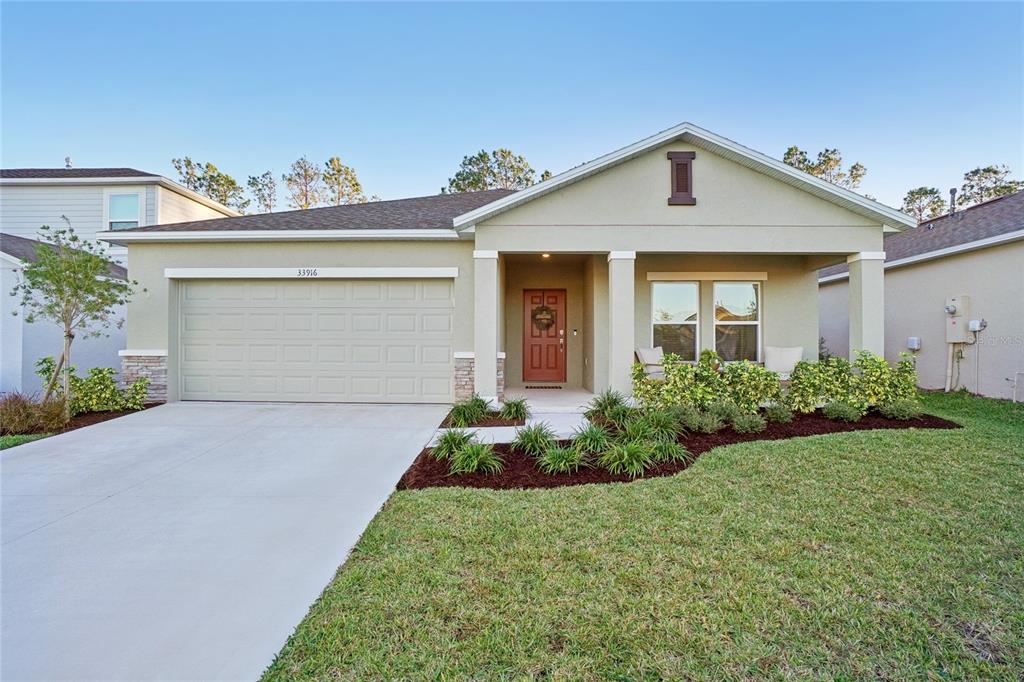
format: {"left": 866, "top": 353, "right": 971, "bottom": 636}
{"left": 2, "top": 2, "right": 1021, "bottom": 209}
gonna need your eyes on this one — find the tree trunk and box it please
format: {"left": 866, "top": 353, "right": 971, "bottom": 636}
{"left": 42, "top": 352, "right": 65, "bottom": 402}
{"left": 61, "top": 332, "right": 73, "bottom": 419}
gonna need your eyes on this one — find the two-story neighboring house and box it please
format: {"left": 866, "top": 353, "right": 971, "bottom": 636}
{"left": 1, "top": 167, "right": 237, "bottom": 395}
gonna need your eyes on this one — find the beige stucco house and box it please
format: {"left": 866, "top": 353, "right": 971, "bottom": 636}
{"left": 819, "top": 191, "right": 1023, "bottom": 400}
{"left": 101, "top": 123, "right": 914, "bottom": 405}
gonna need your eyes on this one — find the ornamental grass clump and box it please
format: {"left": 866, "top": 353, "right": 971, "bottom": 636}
{"left": 823, "top": 401, "right": 864, "bottom": 422}
{"left": 538, "top": 446, "right": 587, "bottom": 475}
{"left": 584, "top": 389, "right": 628, "bottom": 421}
{"left": 599, "top": 441, "right": 654, "bottom": 478}
{"left": 571, "top": 422, "right": 611, "bottom": 456}
{"left": 499, "top": 398, "right": 530, "bottom": 422}
{"left": 449, "top": 442, "right": 503, "bottom": 475}
{"left": 447, "top": 395, "right": 489, "bottom": 428}
{"left": 0, "top": 393, "right": 68, "bottom": 436}
{"left": 764, "top": 403, "right": 794, "bottom": 424}
{"left": 432, "top": 429, "right": 475, "bottom": 461}
{"left": 620, "top": 415, "right": 656, "bottom": 444}
{"left": 637, "top": 409, "right": 681, "bottom": 443}
{"left": 732, "top": 412, "right": 767, "bottom": 434}
{"left": 604, "top": 404, "right": 635, "bottom": 430}
{"left": 650, "top": 440, "right": 692, "bottom": 464}
{"left": 512, "top": 423, "right": 557, "bottom": 458}
{"left": 879, "top": 399, "right": 923, "bottom": 421}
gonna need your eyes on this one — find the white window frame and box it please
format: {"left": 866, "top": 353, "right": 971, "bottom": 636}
{"left": 102, "top": 188, "right": 146, "bottom": 231}
{"left": 650, "top": 281, "right": 700, "bottom": 362}
{"left": 712, "top": 281, "right": 762, "bottom": 363}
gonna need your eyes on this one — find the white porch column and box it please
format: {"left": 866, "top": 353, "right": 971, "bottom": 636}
{"left": 607, "top": 251, "right": 636, "bottom": 395}
{"left": 473, "top": 250, "right": 499, "bottom": 403}
{"left": 847, "top": 251, "right": 885, "bottom": 357}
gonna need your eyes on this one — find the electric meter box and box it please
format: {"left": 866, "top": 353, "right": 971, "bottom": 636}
{"left": 945, "top": 295, "right": 971, "bottom": 343}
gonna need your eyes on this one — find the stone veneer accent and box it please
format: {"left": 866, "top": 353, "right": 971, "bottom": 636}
{"left": 453, "top": 355, "right": 506, "bottom": 402}
{"left": 121, "top": 355, "right": 168, "bottom": 403}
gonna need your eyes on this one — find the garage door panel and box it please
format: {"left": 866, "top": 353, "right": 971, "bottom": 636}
{"left": 179, "top": 279, "right": 453, "bottom": 403}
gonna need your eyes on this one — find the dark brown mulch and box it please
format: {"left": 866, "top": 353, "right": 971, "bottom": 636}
{"left": 398, "top": 409, "right": 961, "bottom": 491}
{"left": 439, "top": 411, "right": 525, "bottom": 428}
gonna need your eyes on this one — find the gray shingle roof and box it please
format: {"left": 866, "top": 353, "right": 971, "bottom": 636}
{"left": 1, "top": 168, "right": 159, "bottom": 179}
{"left": 0, "top": 233, "right": 128, "bottom": 280}
{"left": 117, "top": 189, "right": 516, "bottom": 232}
{"left": 820, "top": 190, "right": 1024, "bottom": 279}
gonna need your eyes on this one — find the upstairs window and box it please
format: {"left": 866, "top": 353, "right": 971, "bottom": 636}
{"left": 714, "top": 282, "right": 760, "bottom": 362}
{"left": 651, "top": 282, "right": 699, "bottom": 361}
{"left": 108, "top": 193, "right": 140, "bottom": 229}
{"left": 667, "top": 151, "right": 696, "bottom": 205}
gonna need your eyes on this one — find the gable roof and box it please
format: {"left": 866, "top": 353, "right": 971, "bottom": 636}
{"left": 101, "top": 190, "right": 514, "bottom": 243}
{"left": 0, "top": 232, "right": 128, "bottom": 280}
{"left": 1, "top": 168, "right": 159, "bottom": 179}
{"left": 819, "top": 190, "right": 1024, "bottom": 282}
{"left": 452, "top": 122, "right": 916, "bottom": 231}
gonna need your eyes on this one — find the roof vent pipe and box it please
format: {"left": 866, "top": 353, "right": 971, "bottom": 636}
{"left": 949, "top": 188, "right": 957, "bottom": 216}
{"left": 64, "top": 156, "right": 73, "bottom": 170}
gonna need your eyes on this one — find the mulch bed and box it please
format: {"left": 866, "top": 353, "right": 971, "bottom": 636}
{"left": 439, "top": 411, "right": 525, "bottom": 428}
{"left": 7, "top": 402, "right": 162, "bottom": 439}
{"left": 399, "top": 409, "right": 961, "bottom": 491}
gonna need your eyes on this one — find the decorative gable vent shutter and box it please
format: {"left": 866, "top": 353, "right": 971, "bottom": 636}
{"left": 675, "top": 162, "right": 690, "bottom": 195}
{"left": 667, "top": 151, "right": 696, "bottom": 205}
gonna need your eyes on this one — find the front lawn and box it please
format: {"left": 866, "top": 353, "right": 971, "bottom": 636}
{"left": 265, "top": 393, "right": 1024, "bottom": 680}
{"left": 0, "top": 433, "right": 52, "bottom": 450}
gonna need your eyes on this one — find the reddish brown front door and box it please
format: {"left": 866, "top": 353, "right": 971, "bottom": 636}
{"left": 523, "top": 289, "right": 566, "bottom": 383}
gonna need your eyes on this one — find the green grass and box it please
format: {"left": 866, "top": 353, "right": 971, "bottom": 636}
{"left": 265, "top": 393, "right": 1024, "bottom": 680}
{"left": 0, "top": 433, "right": 52, "bottom": 450}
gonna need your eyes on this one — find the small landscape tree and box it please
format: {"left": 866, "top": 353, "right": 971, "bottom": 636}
{"left": 10, "top": 222, "right": 138, "bottom": 408}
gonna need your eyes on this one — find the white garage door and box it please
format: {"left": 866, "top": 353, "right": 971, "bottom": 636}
{"left": 178, "top": 279, "right": 454, "bottom": 403}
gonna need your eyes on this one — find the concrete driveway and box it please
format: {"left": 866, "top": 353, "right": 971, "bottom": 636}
{"left": 1, "top": 401, "right": 446, "bottom": 681}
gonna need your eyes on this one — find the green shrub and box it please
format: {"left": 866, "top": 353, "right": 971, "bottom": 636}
{"left": 512, "top": 423, "right": 557, "bottom": 458}
{"left": 892, "top": 353, "right": 919, "bottom": 401}
{"left": 584, "top": 389, "right": 628, "bottom": 420}
{"left": 604, "top": 404, "right": 635, "bottom": 430}
{"left": 0, "top": 393, "right": 39, "bottom": 435}
{"left": 823, "top": 401, "right": 863, "bottom": 422}
{"left": 571, "top": 422, "right": 610, "bottom": 455}
{"left": 449, "top": 442, "right": 503, "bottom": 475}
{"left": 433, "top": 429, "right": 475, "bottom": 461}
{"left": 764, "top": 403, "right": 793, "bottom": 424}
{"left": 722, "top": 361, "right": 782, "bottom": 412}
{"left": 637, "top": 410, "right": 681, "bottom": 442}
{"left": 499, "top": 398, "right": 530, "bottom": 421}
{"left": 879, "top": 399, "right": 923, "bottom": 420}
{"left": 632, "top": 351, "right": 730, "bottom": 410}
{"left": 786, "top": 356, "right": 854, "bottom": 413}
{"left": 35, "top": 357, "right": 148, "bottom": 416}
{"left": 448, "top": 395, "right": 488, "bottom": 427}
{"left": 667, "top": 403, "right": 703, "bottom": 432}
{"left": 650, "top": 440, "right": 691, "bottom": 464}
{"left": 692, "top": 412, "right": 724, "bottom": 434}
{"left": 707, "top": 401, "right": 742, "bottom": 423}
{"left": 732, "top": 412, "right": 767, "bottom": 434}
{"left": 599, "top": 441, "right": 653, "bottom": 478}
{"left": 122, "top": 377, "right": 150, "bottom": 411}
{"left": 538, "top": 446, "right": 587, "bottom": 475}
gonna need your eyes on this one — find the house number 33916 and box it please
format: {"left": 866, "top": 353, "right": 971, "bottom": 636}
{"left": 297, "top": 268, "right": 318, "bottom": 277}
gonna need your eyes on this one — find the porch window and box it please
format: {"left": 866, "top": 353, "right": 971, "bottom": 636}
{"left": 714, "top": 282, "right": 760, "bottom": 362}
{"left": 651, "top": 282, "right": 698, "bottom": 361}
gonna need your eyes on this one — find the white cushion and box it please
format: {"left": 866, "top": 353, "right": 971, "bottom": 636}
{"left": 764, "top": 346, "right": 803, "bottom": 375}
{"left": 635, "top": 346, "right": 665, "bottom": 366}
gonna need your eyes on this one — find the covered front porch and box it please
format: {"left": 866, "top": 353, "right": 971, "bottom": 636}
{"left": 470, "top": 250, "right": 885, "bottom": 404}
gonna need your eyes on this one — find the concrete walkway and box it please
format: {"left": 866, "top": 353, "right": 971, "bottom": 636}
{"left": 431, "top": 412, "right": 589, "bottom": 445}
{"left": 1, "top": 401, "right": 446, "bottom": 681}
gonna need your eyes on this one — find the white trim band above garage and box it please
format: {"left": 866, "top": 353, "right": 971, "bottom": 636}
{"left": 453, "top": 351, "right": 507, "bottom": 359}
{"left": 163, "top": 267, "right": 460, "bottom": 279}
{"left": 647, "top": 271, "right": 768, "bottom": 281}
{"left": 473, "top": 250, "right": 499, "bottom": 259}
{"left": 118, "top": 349, "right": 168, "bottom": 357}
{"left": 100, "top": 229, "right": 459, "bottom": 244}
{"left": 847, "top": 251, "right": 886, "bottom": 263}
{"left": 819, "top": 230, "right": 1024, "bottom": 284}
{"left": 608, "top": 251, "right": 636, "bottom": 261}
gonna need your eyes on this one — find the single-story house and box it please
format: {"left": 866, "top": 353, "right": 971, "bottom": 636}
{"left": 819, "top": 190, "right": 1023, "bottom": 400}
{"left": 101, "top": 122, "right": 915, "bottom": 405}
{"left": 1, "top": 167, "right": 236, "bottom": 395}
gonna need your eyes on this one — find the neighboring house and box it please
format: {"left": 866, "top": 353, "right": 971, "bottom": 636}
{"left": 819, "top": 191, "right": 1024, "bottom": 400}
{"left": 100, "top": 122, "right": 914, "bottom": 405}
{"left": 0, "top": 167, "right": 236, "bottom": 394}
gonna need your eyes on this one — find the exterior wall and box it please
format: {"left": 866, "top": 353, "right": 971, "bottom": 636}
{"left": 1, "top": 184, "right": 114, "bottom": 252}
{"left": 503, "top": 256, "right": 587, "bottom": 388}
{"left": 475, "top": 140, "right": 884, "bottom": 256}
{"left": 124, "top": 240, "right": 475, "bottom": 401}
{"left": 818, "top": 240, "right": 1024, "bottom": 399}
{"left": 121, "top": 353, "right": 167, "bottom": 402}
{"left": 1, "top": 260, "right": 23, "bottom": 392}
{"left": 158, "top": 186, "right": 233, "bottom": 224}
{"left": 635, "top": 254, "right": 820, "bottom": 363}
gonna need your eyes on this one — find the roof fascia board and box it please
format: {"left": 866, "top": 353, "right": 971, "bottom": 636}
{"left": 98, "top": 229, "right": 461, "bottom": 244}
{"left": 454, "top": 122, "right": 916, "bottom": 230}
{"left": 818, "top": 229, "right": 1024, "bottom": 284}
